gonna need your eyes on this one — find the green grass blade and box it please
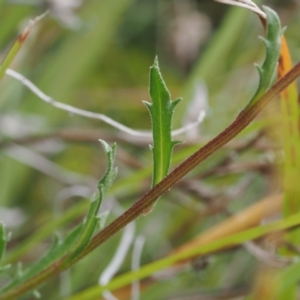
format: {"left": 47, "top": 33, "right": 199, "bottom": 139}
{"left": 0, "top": 224, "right": 7, "bottom": 265}
{"left": 67, "top": 212, "right": 300, "bottom": 300}
{"left": 0, "top": 33, "right": 25, "bottom": 82}
{"left": 0, "top": 12, "right": 47, "bottom": 82}
{"left": 277, "top": 260, "right": 300, "bottom": 299}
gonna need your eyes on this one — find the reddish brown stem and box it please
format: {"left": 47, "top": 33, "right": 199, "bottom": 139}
{"left": 1, "top": 61, "right": 300, "bottom": 300}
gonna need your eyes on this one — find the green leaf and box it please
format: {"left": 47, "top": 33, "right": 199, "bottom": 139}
{"left": 247, "top": 6, "right": 283, "bottom": 107}
{"left": 4, "top": 201, "right": 90, "bottom": 264}
{"left": 0, "top": 223, "right": 10, "bottom": 273}
{"left": 64, "top": 141, "right": 117, "bottom": 263}
{"left": 64, "top": 195, "right": 102, "bottom": 264}
{"left": 0, "top": 34, "right": 24, "bottom": 82}
{"left": 277, "top": 260, "right": 300, "bottom": 299}
{"left": 0, "top": 12, "right": 47, "bottom": 82}
{"left": 0, "top": 225, "right": 82, "bottom": 293}
{"left": 0, "top": 141, "right": 117, "bottom": 293}
{"left": 66, "top": 211, "right": 300, "bottom": 300}
{"left": 0, "top": 223, "right": 7, "bottom": 264}
{"left": 97, "top": 140, "right": 118, "bottom": 195}
{"left": 144, "top": 57, "right": 181, "bottom": 188}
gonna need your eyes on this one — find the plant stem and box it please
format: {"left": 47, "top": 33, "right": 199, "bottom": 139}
{"left": 78, "top": 59, "right": 300, "bottom": 259}
{"left": 0, "top": 12, "right": 48, "bottom": 82}
{"left": 1, "top": 61, "right": 300, "bottom": 300}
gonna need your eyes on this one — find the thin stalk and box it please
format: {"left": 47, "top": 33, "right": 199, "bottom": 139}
{"left": 1, "top": 61, "right": 300, "bottom": 300}
{"left": 78, "top": 60, "right": 300, "bottom": 260}
{"left": 0, "top": 12, "right": 47, "bottom": 81}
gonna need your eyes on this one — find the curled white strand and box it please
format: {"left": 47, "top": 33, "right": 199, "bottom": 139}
{"left": 6, "top": 69, "right": 205, "bottom": 138}
{"left": 24, "top": 10, "right": 49, "bottom": 31}
{"left": 55, "top": 186, "right": 94, "bottom": 204}
{"left": 131, "top": 236, "right": 145, "bottom": 300}
{"left": 5, "top": 144, "right": 96, "bottom": 186}
{"left": 6, "top": 69, "right": 148, "bottom": 137}
{"left": 54, "top": 185, "right": 95, "bottom": 218}
{"left": 102, "top": 291, "right": 118, "bottom": 300}
{"left": 175, "top": 110, "right": 206, "bottom": 136}
{"left": 98, "top": 200, "right": 136, "bottom": 300}
{"left": 99, "top": 222, "right": 135, "bottom": 285}
{"left": 214, "top": 0, "right": 266, "bottom": 19}
{"left": 243, "top": 241, "right": 292, "bottom": 268}
{"left": 59, "top": 270, "right": 72, "bottom": 298}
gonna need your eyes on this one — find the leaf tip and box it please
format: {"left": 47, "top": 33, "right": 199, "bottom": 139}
{"left": 142, "top": 100, "right": 152, "bottom": 109}
{"left": 172, "top": 97, "right": 182, "bottom": 108}
{"left": 172, "top": 140, "right": 182, "bottom": 147}
{"left": 98, "top": 139, "right": 109, "bottom": 152}
{"left": 153, "top": 56, "right": 159, "bottom": 68}
{"left": 262, "top": 5, "right": 281, "bottom": 30}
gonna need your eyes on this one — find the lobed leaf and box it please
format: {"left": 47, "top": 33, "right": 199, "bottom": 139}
{"left": 63, "top": 195, "right": 102, "bottom": 265}
{"left": 63, "top": 141, "right": 117, "bottom": 264}
{"left": 0, "top": 141, "right": 117, "bottom": 294}
{"left": 143, "top": 58, "right": 181, "bottom": 213}
{"left": 144, "top": 57, "right": 181, "bottom": 188}
{"left": 246, "top": 6, "right": 283, "bottom": 107}
{"left": 97, "top": 140, "right": 118, "bottom": 195}
{"left": 0, "top": 225, "right": 82, "bottom": 293}
{"left": 3, "top": 201, "right": 90, "bottom": 265}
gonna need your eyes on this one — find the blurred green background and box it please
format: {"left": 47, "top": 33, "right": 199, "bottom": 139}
{"left": 0, "top": 0, "right": 299, "bottom": 299}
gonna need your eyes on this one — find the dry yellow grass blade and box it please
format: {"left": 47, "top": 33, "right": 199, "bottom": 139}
{"left": 172, "top": 194, "right": 282, "bottom": 263}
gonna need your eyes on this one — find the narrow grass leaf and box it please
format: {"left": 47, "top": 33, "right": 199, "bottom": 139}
{"left": 0, "top": 223, "right": 10, "bottom": 272}
{"left": 277, "top": 260, "right": 300, "bottom": 299}
{"left": 0, "top": 224, "right": 8, "bottom": 265}
{"left": 0, "top": 12, "right": 47, "bottom": 82}
{"left": 67, "top": 212, "right": 300, "bottom": 300}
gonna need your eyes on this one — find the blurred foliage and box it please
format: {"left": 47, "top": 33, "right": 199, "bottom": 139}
{"left": 0, "top": 0, "right": 300, "bottom": 299}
